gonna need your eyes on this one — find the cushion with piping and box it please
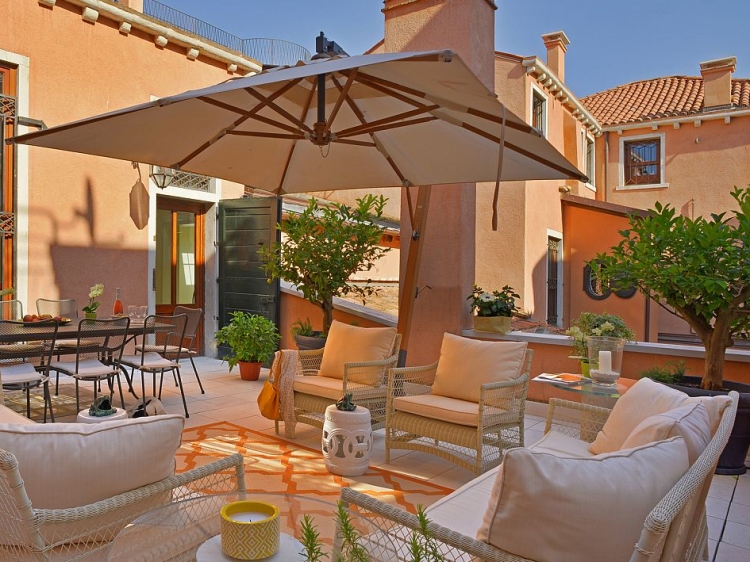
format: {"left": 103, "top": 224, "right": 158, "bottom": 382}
{"left": 431, "top": 333, "right": 527, "bottom": 403}
{"left": 318, "top": 320, "right": 397, "bottom": 380}
{"left": 477, "top": 437, "right": 689, "bottom": 562}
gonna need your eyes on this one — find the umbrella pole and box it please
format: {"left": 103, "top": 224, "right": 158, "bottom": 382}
{"left": 396, "top": 185, "right": 431, "bottom": 366}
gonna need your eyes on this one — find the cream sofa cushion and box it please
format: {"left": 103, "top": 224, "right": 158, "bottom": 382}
{"left": 0, "top": 414, "right": 184, "bottom": 509}
{"left": 477, "top": 437, "right": 689, "bottom": 562}
{"left": 431, "top": 334, "right": 526, "bottom": 403}
{"left": 393, "top": 394, "right": 491, "bottom": 427}
{"left": 318, "top": 320, "right": 396, "bottom": 381}
{"left": 590, "top": 377, "right": 730, "bottom": 454}
{"left": 621, "top": 401, "right": 711, "bottom": 463}
{"left": 528, "top": 430, "right": 595, "bottom": 458}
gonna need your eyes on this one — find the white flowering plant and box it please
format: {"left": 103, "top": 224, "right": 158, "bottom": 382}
{"left": 467, "top": 285, "right": 519, "bottom": 317}
{"left": 82, "top": 283, "right": 105, "bottom": 314}
{"left": 566, "top": 312, "right": 635, "bottom": 360}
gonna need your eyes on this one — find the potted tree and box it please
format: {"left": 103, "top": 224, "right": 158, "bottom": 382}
{"left": 467, "top": 284, "right": 519, "bottom": 334}
{"left": 261, "top": 195, "right": 390, "bottom": 338}
{"left": 215, "top": 311, "right": 280, "bottom": 381}
{"left": 594, "top": 185, "right": 750, "bottom": 474}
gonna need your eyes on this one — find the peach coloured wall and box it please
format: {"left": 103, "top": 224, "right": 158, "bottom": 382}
{"left": 562, "top": 202, "right": 657, "bottom": 341}
{"left": 2, "top": 1, "right": 244, "bottom": 314}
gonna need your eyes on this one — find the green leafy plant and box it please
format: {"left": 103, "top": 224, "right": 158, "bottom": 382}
{"left": 214, "top": 311, "right": 280, "bottom": 371}
{"left": 593, "top": 186, "right": 750, "bottom": 390}
{"left": 467, "top": 285, "right": 519, "bottom": 317}
{"left": 300, "top": 514, "right": 326, "bottom": 562}
{"left": 290, "top": 317, "right": 322, "bottom": 338}
{"left": 565, "top": 312, "right": 635, "bottom": 360}
{"left": 406, "top": 506, "right": 444, "bottom": 562}
{"left": 261, "top": 195, "right": 390, "bottom": 334}
{"left": 640, "top": 360, "right": 687, "bottom": 385}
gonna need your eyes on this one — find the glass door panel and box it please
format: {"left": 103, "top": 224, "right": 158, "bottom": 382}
{"left": 176, "top": 211, "right": 196, "bottom": 304}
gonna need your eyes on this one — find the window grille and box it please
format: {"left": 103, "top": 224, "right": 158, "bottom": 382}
{"left": 585, "top": 137, "right": 595, "bottom": 186}
{"left": 624, "top": 139, "right": 660, "bottom": 185}
{"left": 170, "top": 170, "right": 213, "bottom": 193}
{"left": 532, "top": 91, "right": 546, "bottom": 136}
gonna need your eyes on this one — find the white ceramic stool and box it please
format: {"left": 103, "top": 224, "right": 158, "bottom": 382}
{"left": 76, "top": 408, "right": 128, "bottom": 423}
{"left": 321, "top": 405, "right": 373, "bottom": 476}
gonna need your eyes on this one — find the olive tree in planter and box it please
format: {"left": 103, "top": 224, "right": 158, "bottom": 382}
{"left": 215, "top": 311, "right": 280, "bottom": 381}
{"left": 593, "top": 185, "right": 750, "bottom": 473}
{"left": 261, "top": 195, "right": 391, "bottom": 336}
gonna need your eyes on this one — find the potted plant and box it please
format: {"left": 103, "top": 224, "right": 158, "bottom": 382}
{"left": 565, "top": 312, "right": 635, "bottom": 377}
{"left": 594, "top": 185, "right": 750, "bottom": 473}
{"left": 261, "top": 195, "right": 390, "bottom": 335}
{"left": 467, "top": 284, "right": 519, "bottom": 334}
{"left": 215, "top": 311, "right": 280, "bottom": 381}
{"left": 290, "top": 317, "right": 326, "bottom": 351}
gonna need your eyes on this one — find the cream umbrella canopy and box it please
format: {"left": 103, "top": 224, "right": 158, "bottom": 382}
{"left": 10, "top": 49, "right": 586, "bottom": 355}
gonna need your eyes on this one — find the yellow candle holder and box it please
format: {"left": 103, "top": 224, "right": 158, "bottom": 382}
{"left": 220, "top": 500, "right": 280, "bottom": 560}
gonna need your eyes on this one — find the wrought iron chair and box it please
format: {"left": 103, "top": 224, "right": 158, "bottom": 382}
{"left": 161, "top": 306, "right": 205, "bottom": 394}
{"left": 0, "top": 299, "right": 23, "bottom": 321}
{"left": 0, "top": 319, "right": 58, "bottom": 422}
{"left": 48, "top": 316, "right": 130, "bottom": 412}
{"left": 120, "top": 313, "right": 190, "bottom": 417}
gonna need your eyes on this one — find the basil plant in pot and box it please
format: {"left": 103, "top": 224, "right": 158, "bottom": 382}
{"left": 593, "top": 185, "right": 750, "bottom": 474}
{"left": 261, "top": 195, "right": 391, "bottom": 345}
{"left": 215, "top": 311, "right": 280, "bottom": 381}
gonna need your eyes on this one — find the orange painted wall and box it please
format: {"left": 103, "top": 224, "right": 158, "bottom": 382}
{"left": 2, "top": 1, "right": 247, "bottom": 314}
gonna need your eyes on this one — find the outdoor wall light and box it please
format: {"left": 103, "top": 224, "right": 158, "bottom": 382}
{"left": 149, "top": 166, "right": 176, "bottom": 189}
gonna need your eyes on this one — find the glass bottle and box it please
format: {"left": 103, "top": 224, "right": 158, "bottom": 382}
{"left": 113, "top": 287, "right": 124, "bottom": 316}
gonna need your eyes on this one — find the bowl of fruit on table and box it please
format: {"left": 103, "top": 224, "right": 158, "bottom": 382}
{"left": 22, "top": 314, "right": 72, "bottom": 325}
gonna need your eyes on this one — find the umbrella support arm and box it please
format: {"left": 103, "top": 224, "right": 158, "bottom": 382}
{"left": 397, "top": 185, "right": 431, "bottom": 366}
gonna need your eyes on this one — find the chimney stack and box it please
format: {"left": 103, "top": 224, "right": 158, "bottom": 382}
{"left": 700, "top": 56, "right": 736, "bottom": 109}
{"left": 541, "top": 31, "right": 570, "bottom": 82}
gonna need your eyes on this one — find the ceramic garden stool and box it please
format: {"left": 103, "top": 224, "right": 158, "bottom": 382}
{"left": 321, "top": 404, "right": 373, "bottom": 476}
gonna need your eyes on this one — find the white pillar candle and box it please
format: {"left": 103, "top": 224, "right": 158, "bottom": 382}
{"left": 229, "top": 511, "right": 271, "bottom": 523}
{"left": 599, "top": 350, "right": 612, "bottom": 373}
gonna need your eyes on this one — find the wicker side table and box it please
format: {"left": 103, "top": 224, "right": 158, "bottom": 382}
{"left": 321, "top": 405, "right": 373, "bottom": 476}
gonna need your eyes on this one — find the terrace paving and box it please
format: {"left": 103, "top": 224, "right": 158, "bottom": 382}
{"left": 8, "top": 356, "right": 749, "bottom": 562}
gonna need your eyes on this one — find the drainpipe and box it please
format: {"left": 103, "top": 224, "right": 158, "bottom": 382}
{"left": 603, "top": 131, "right": 609, "bottom": 202}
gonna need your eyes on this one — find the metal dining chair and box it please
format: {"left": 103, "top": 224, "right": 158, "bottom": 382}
{"left": 36, "top": 298, "right": 78, "bottom": 319}
{"left": 120, "top": 314, "right": 190, "bottom": 417}
{"left": 162, "top": 306, "right": 205, "bottom": 394}
{"left": 0, "top": 300, "right": 23, "bottom": 321}
{"left": 48, "top": 317, "right": 130, "bottom": 412}
{"left": 0, "top": 319, "right": 59, "bottom": 422}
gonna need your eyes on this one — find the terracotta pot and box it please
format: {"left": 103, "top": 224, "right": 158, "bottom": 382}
{"left": 238, "top": 361, "right": 262, "bottom": 381}
{"left": 473, "top": 316, "right": 512, "bottom": 334}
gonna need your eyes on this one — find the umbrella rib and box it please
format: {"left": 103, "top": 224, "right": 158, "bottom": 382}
{"left": 176, "top": 113, "right": 254, "bottom": 169}
{"left": 335, "top": 106, "right": 439, "bottom": 139}
{"left": 276, "top": 73, "right": 318, "bottom": 194}
{"left": 337, "top": 116, "right": 437, "bottom": 139}
{"left": 227, "top": 131, "right": 303, "bottom": 140}
{"left": 244, "top": 87, "right": 313, "bottom": 135}
{"left": 323, "top": 71, "right": 357, "bottom": 136}
{"left": 331, "top": 78, "right": 408, "bottom": 186}
{"left": 333, "top": 139, "right": 376, "bottom": 147}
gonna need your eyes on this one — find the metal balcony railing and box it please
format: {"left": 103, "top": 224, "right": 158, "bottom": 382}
{"left": 143, "top": 0, "right": 311, "bottom": 67}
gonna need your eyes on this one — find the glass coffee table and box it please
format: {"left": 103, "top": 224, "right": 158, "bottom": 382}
{"left": 106, "top": 492, "right": 395, "bottom": 562}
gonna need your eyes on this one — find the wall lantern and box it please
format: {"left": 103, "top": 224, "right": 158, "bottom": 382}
{"left": 149, "top": 166, "right": 176, "bottom": 189}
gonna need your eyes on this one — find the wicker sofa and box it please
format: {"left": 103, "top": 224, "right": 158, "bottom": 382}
{"left": 0, "top": 402, "right": 245, "bottom": 561}
{"left": 342, "top": 379, "right": 739, "bottom": 562}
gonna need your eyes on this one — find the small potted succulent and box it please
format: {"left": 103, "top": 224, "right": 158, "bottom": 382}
{"left": 290, "top": 317, "right": 326, "bottom": 350}
{"left": 467, "top": 284, "right": 519, "bottom": 334}
{"left": 215, "top": 311, "right": 280, "bottom": 381}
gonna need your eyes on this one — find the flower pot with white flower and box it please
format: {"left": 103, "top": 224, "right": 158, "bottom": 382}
{"left": 82, "top": 283, "right": 104, "bottom": 320}
{"left": 468, "top": 285, "right": 519, "bottom": 334}
{"left": 565, "top": 312, "right": 634, "bottom": 377}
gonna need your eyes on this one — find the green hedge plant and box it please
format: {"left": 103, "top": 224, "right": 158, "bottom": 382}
{"left": 214, "top": 311, "right": 280, "bottom": 371}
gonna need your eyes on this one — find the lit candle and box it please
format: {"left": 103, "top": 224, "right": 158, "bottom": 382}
{"left": 229, "top": 511, "right": 271, "bottom": 523}
{"left": 599, "top": 350, "right": 612, "bottom": 373}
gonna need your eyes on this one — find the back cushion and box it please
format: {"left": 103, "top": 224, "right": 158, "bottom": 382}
{"left": 621, "top": 402, "right": 711, "bottom": 464}
{"left": 477, "top": 437, "right": 689, "bottom": 562}
{"left": 318, "top": 320, "right": 397, "bottom": 380}
{"left": 432, "top": 334, "right": 527, "bottom": 403}
{"left": 0, "top": 414, "right": 184, "bottom": 509}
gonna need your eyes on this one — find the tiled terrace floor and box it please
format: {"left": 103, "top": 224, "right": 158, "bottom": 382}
{"left": 11, "top": 356, "right": 750, "bottom": 562}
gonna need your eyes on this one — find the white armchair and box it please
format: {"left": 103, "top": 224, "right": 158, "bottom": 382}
{"left": 385, "top": 333, "right": 532, "bottom": 475}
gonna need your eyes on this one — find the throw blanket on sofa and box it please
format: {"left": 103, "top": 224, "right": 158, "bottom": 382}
{"left": 271, "top": 349, "right": 300, "bottom": 438}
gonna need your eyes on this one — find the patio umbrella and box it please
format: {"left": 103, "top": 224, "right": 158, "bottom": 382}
{"left": 10, "top": 49, "right": 586, "bottom": 354}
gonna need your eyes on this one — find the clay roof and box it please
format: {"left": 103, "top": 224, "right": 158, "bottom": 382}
{"left": 581, "top": 76, "right": 750, "bottom": 127}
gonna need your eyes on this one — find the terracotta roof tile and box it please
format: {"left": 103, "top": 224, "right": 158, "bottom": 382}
{"left": 581, "top": 76, "right": 750, "bottom": 126}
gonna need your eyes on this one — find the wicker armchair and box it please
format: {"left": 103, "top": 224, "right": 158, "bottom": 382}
{"left": 342, "top": 391, "right": 739, "bottom": 562}
{"left": 0, "top": 451, "right": 245, "bottom": 561}
{"left": 385, "top": 342, "right": 533, "bottom": 475}
{"left": 278, "top": 328, "right": 401, "bottom": 439}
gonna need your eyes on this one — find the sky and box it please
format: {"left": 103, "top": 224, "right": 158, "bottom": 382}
{"left": 161, "top": 0, "right": 749, "bottom": 99}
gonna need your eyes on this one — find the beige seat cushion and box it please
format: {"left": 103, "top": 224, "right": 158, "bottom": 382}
{"left": 0, "top": 414, "right": 184, "bottom": 509}
{"left": 318, "top": 320, "right": 397, "bottom": 381}
{"left": 431, "top": 334, "right": 527, "bottom": 403}
{"left": 590, "top": 377, "right": 731, "bottom": 455}
{"left": 477, "top": 437, "right": 689, "bottom": 562}
{"left": 528, "top": 430, "right": 595, "bottom": 458}
{"left": 393, "top": 394, "right": 493, "bottom": 427}
{"left": 294, "top": 375, "right": 348, "bottom": 400}
{"left": 621, "top": 401, "right": 711, "bottom": 463}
